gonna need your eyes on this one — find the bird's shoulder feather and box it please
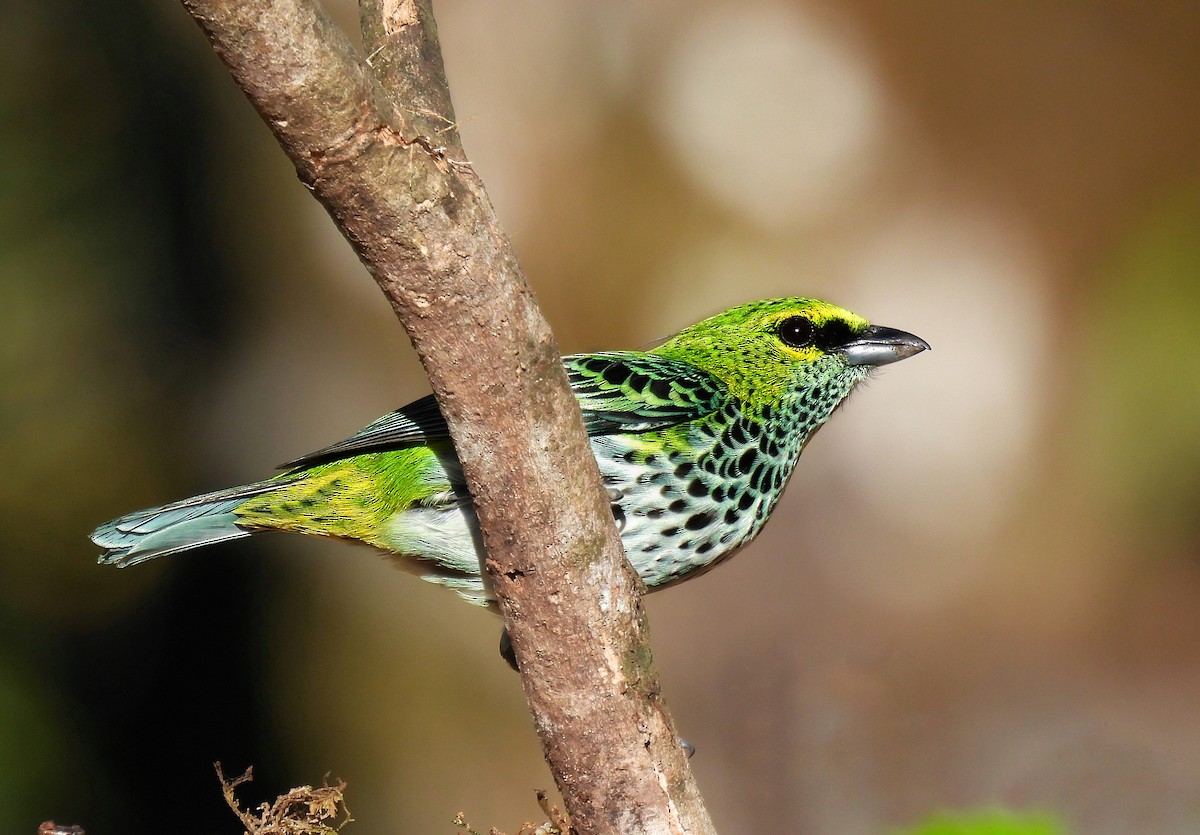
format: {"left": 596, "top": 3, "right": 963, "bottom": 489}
{"left": 564, "top": 351, "right": 727, "bottom": 435}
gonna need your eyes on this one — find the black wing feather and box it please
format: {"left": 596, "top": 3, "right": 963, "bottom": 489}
{"left": 279, "top": 394, "right": 449, "bottom": 469}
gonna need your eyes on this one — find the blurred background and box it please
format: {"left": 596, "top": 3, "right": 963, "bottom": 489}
{"left": 3, "top": 0, "right": 1199, "bottom": 832}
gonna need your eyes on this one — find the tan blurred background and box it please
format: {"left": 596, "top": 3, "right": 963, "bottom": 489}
{"left": 3, "top": 1, "right": 1200, "bottom": 832}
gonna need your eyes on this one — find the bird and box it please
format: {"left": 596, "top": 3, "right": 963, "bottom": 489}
{"left": 91, "top": 298, "right": 928, "bottom": 609}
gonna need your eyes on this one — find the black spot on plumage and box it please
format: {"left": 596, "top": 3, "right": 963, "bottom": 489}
{"left": 738, "top": 447, "right": 757, "bottom": 476}
{"left": 623, "top": 449, "right": 638, "bottom": 464}
{"left": 649, "top": 378, "right": 672, "bottom": 400}
{"left": 642, "top": 543, "right": 659, "bottom": 553}
{"left": 816, "top": 318, "right": 855, "bottom": 351}
{"left": 729, "top": 421, "right": 750, "bottom": 446}
{"left": 713, "top": 486, "right": 726, "bottom": 502}
{"left": 749, "top": 467, "right": 766, "bottom": 493}
{"left": 646, "top": 508, "right": 664, "bottom": 520}
{"left": 696, "top": 542, "right": 714, "bottom": 555}
{"left": 686, "top": 511, "right": 714, "bottom": 531}
{"left": 701, "top": 457, "right": 720, "bottom": 475}
{"left": 759, "top": 404, "right": 774, "bottom": 422}
{"left": 739, "top": 492, "right": 755, "bottom": 511}
{"left": 602, "top": 362, "right": 628, "bottom": 386}
{"left": 724, "top": 507, "right": 739, "bottom": 525}
{"left": 668, "top": 499, "right": 687, "bottom": 513}
{"left": 628, "top": 372, "right": 650, "bottom": 392}
{"left": 662, "top": 526, "right": 680, "bottom": 537}
{"left": 674, "top": 462, "right": 694, "bottom": 478}
{"left": 687, "top": 479, "right": 708, "bottom": 498}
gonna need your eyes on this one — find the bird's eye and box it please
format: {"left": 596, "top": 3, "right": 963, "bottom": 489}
{"left": 776, "top": 316, "right": 815, "bottom": 349}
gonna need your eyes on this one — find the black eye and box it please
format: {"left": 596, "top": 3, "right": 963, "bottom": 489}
{"left": 776, "top": 316, "right": 815, "bottom": 348}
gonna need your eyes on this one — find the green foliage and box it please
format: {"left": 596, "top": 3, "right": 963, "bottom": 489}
{"left": 894, "top": 809, "right": 1065, "bottom": 835}
{"left": 1078, "top": 184, "right": 1200, "bottom": 544}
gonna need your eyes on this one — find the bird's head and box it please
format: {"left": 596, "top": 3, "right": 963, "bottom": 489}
{"left": 652, "top": 298, "right": 929, "bottom": 418}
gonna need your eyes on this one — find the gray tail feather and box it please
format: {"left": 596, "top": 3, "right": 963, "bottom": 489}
{"left": 91, "top": 477, "right": 298, "bottom": 568}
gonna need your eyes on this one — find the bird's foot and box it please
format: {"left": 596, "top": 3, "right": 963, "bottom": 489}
{"left": 499, "top": 627, "right": 519, "bottom": 672}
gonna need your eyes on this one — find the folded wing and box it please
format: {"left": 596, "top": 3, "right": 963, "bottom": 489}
{"left": 280, "top": 352, "right": 727, "bottom": 470}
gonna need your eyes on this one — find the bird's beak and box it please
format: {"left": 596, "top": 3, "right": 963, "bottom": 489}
{"left": 837, "top": 325, "right": 930, "bottom": 367}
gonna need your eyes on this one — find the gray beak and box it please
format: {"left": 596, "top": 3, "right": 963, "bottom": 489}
{"left": 838, "top": 325, "right": 930, "bottom": 367}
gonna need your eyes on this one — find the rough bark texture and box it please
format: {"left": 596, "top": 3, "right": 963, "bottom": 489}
{"left": 176, "top": 0, "right": 716, "bottom": 832}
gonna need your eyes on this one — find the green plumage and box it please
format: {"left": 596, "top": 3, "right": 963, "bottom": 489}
{"left": 91, "top": 298, "right": 927, "bottom": 606}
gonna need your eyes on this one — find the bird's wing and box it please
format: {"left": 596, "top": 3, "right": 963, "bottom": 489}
{"left": 278, "top": 394, "right": 449, "bottom": 469}
{"left": 280, "top": 353, "right": 725, "bottom": 470}
{"left": 565, "top": 352, "right": 727, "bottom": 435}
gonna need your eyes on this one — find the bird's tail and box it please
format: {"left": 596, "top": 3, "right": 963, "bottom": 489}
{"left": 91, "top": 477, "right": 299, "bottom": 568}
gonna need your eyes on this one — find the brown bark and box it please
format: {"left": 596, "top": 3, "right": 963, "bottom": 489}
{"left": 176, "top": 0, "right": 716, "bottom": 832}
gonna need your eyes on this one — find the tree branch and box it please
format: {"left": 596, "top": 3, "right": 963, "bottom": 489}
{"left": 177, "top": 0, "right": 715, "bottom": 832}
